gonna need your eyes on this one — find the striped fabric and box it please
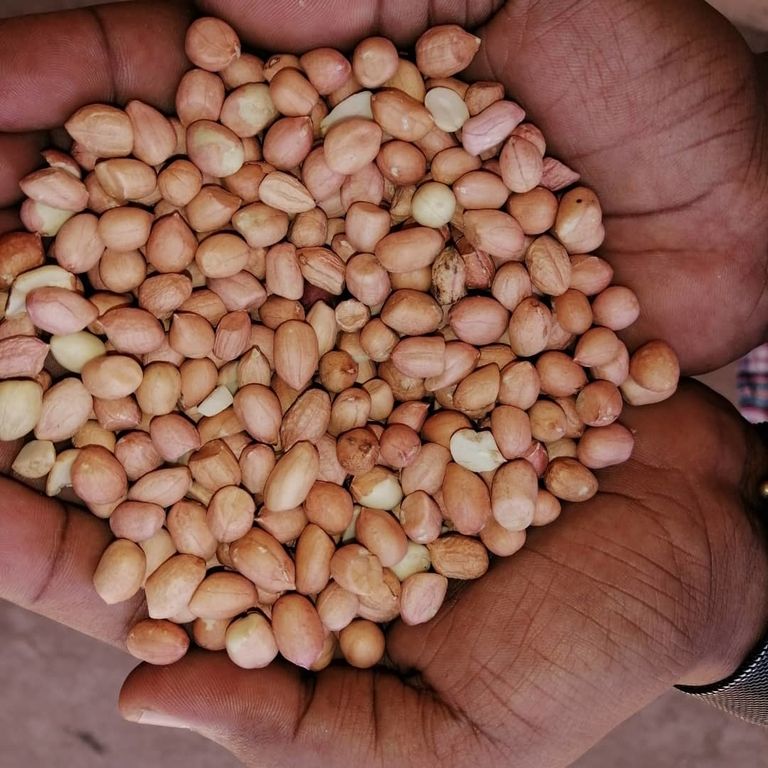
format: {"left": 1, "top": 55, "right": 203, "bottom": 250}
{"left": 739, "top": 344, "right": 768, "bottom": 423}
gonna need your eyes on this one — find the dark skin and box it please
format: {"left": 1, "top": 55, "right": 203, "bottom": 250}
{"left": 1, "top": 1, "right": 768, "bottom": 766}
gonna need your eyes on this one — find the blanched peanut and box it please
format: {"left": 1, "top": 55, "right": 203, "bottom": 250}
{"left": 316, "top": 581, "right": 358, "bottom": 631}
{"left": 480, "top": 518, "right": 527, "bottom": 556}
{"left": 188, "top": 439, "right": 241, "bottom": 493}
{"left": 397, "top": 491, "right": 442, "bottom": 544}
{"left": 576, "top": 381, "right": 623, "bottom": 426}
{"left": 189, "top": 572, "right": 257, "bottom": 620}
{"left": 449, "top": 296, "right": 508, "bottom": 346}
{"left": 35, "top": 377, "right": 92, "bottom": 442}
{"left": 400, "top": 442, "right": 450, "bottom": 496}
{"left": 577, "top": 423, "right": 635, "bottom": 469}
{"left": 355, "top": 507, "right": 409, "bottom": 567}
{"left": 375, "top": 228, "right": 443, "bottom": 274}
{"left": 324, "top": 117, "right": 383, "bottom": 174}
{"left": 339, "top": 619, "right": 385, "bottom": 668}
{"left": 304, "top": 481, "right": 354, "bottom": 534}
{"left": 11, "top": 439, "right": 55, "bottom": 479}
{"left": 128, "top": 466, "right": 192, "bottom": 507}
{"left": 544, "top": 457, "right": 598, "bottom": 502}
{"left": 491, "top": 460, "right": 538, "bottom": 531}
{"left": 272, "top": 593, "right": 325, "bottom": 669}
{"left": 167, "top": 499, "right": 218, "bottom": 560}
{"left": 109, "top": 501, "right": 165, "bottom": 543}
{"left": 93, "top": 539, "right": 146, "bottom": 604}
{"left": 508, "top": 298, "right": 552, "bottom": 358}
{"left": 207, "top": 485, "right": 256, "bottom": 542}
{"left": 453, "top": 364, "right": 500, "bottom": 413}
{"left": 256, "top": 504, "right": 308, "bottom": 544}
{"left": 628, "top": 340, "right": 680, "bottom": 393}
{"left": 428, "top": 535, "right": 489, "bottom": 579}
{"left": 490, "top": 405, "right": 532, "bottom": 459}
{"left": 449, "top": 429, "right": 504, "bottom": 473}
{"left": 144, "top": 553, "right": 206, "bottom": 619}
{"left": 127, "top": 619, "right": 190, "bottom": 665}
{"left": 400, "top": 572, "right": 447, "bottom": 625}
{"left": 72, "top": 445, "right": 127, "bottom": 505}
{"left": 337, "top": 427, "right": 380, "bottom": 474}
{"left": 226, "top": 612, "right": 278, "bottom": 669}
{"left": 230, "top": 528, "right": 296, "bottom": 592}
{"left": 350, "top": 466, "right": 403, "bottom": 510}
{"left": 263, "top": 441, "right": 319, "bottom": 512}
{"left": 441, "top": 462, "right": 492, "bottom": 534}
{"left": 192, "top": 617, "right": 230, "bottom": 652}
{"left": 591, "top": 285, "right": 640, "bottom": 330}
{"left": 294, "top": 524, "right": 335, "bottom": 595}
{"left": 149, "top": 413, "right": 201, "bottom": 462}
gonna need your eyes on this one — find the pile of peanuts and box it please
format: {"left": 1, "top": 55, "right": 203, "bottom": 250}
{"left": 0, "top": 17, "right": 680, "bottom": 670}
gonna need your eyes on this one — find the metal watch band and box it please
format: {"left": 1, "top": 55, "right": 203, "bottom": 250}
{"left": 676, "top": 634, "right": 768, "bottom": 725}
{"left": 676, "top": 421, "right": 768, "bottom": 725}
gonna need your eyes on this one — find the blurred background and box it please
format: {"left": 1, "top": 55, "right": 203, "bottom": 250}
{"left": 1, "top": 1, "right": 767, "bottom": 766}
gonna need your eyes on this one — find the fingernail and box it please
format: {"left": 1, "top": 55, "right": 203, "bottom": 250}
{"left": 133, "top": 710, "right": 192, "bottom": 730}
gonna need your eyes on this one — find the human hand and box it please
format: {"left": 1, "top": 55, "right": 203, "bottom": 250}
{"left": 2, "top": 0, "right": 767, "bottom": 372}
{"left": 2, "top": 382, "right": 766, "bottom": 768}
{"left": 117, "top": 383, "right": 768, "bottom": 768}
{"left": 1, "top": 1, "right": 768, "bottom": 766}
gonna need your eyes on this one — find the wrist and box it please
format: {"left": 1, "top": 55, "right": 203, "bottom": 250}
{"left": 678, "top": 420, "right": 768, "bottom": 686}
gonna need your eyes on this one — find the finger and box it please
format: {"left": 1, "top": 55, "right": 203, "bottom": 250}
{"left": 119, "top": 651, "right": 473, "bottom": 767}
{"left": 0, "top": 476, "right": 143, "bottom": 647}
{"left": 0, "top": 132, "right": 48, "bottom": 208}
{"left": 0, "top": 1, "right": 192, "bottom": 133}
{"left": 0, "top": 1, "right": 192, "bottom": 208}
{"left": 388, "top": 382, "right": 768, "bottom": 762}
{"left": 467, "top": 0, "right": 757, "bottom": 216}
{"left": 388, "top": 534, "right": 681, "bottom": 766}
{"left": 0, "top": 208, "right": 21, "bottom": 236}
{"left": 119, "top": 654, "right": 311, "bottom": 751}
{"left": 0, "top": 439, "right": 23, "bottom": 473}
{"left": 466, "top": 0, "right": 768, "bottom": 372}
{"left": 198, "top": 0, "right": 502, "bottom": 51}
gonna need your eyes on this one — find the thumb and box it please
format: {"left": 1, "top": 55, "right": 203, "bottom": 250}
{"left": 118, "top": 649, "right": 459, "bottom": 767}
{"left": 119, "top": 652, "right": 308, "bottom": 758}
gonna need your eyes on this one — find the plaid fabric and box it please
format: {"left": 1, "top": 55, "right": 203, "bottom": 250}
{"left": 739, "top": 344, "right": 768, "bottom": 423}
